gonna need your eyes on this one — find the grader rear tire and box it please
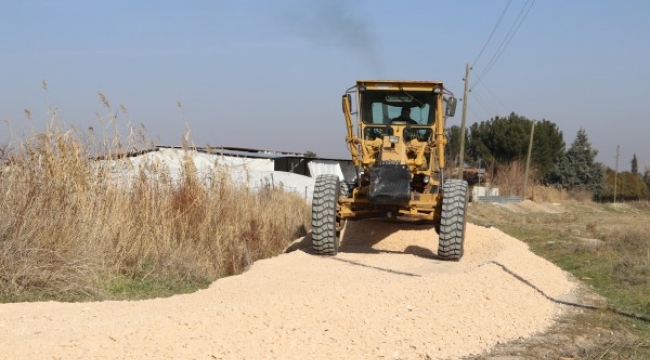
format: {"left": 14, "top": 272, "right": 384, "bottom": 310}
{"left": 438, "top": 179, "right": 469, "bottom": 261}
{"left": 311, "top": 174, "right": 340, "bottom": 255}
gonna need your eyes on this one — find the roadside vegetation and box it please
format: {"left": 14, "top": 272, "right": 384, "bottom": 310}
{"left": 469, "top": 188, "right": 650, "bottom": 359}
{"left": 0, "top": 111, "right": 310, "bottom": 303}
{"left": 447, "top": 112, "right": 649, "bottom": 202}
{"left": 449, "top": 111, "right": 649, "bottom": 358}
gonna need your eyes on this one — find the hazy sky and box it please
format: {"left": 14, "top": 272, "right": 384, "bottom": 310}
{"left": 1, "top": 0, "right": 649, "bottom": 169}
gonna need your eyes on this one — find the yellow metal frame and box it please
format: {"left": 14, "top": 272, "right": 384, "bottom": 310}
{"left": 340, "top": 80, "right": 451, "bottom": 221}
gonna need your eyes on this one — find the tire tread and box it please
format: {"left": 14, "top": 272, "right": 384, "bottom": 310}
{"left": 311, "top": 174, "right": 340, "bottom": 255}
{"left": 438, "top": 179, "right": 469, "bottom": 261}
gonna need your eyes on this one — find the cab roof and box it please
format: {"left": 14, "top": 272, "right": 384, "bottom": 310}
{"left": 356, "top": 80, "right": 444, "bottom": 92}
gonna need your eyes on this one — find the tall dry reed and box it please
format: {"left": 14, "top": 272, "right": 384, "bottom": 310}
{"left": 0, "top": 118, "right": 310, "bottom": 302}
{"left": 490, "top": 161, "right": 593, "bottom": 203}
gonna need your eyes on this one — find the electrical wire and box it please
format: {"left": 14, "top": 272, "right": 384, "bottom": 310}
{"left": 475, "top": 0, "right": 535, "bottom": 83}
{"left": 468, "top": 105, "right": 489, "bottom": 127}
{"left": 471, "top": 0, "right": 513, "bottom": 68}
{"left": 470, "top": 89, "right": 500, "bottom": 117}
{"left": 473, "top": 0, "right": 537, "bottom": 89}
{"left": 462, "top": 0, "right": 536, "bottom": 127}
{"left": 473, "top": 77, "right": 511, "bottom": 114}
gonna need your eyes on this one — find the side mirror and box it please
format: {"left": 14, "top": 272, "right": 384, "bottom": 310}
{"left": 445, "top": 96, "right": 457, "bottom": 117}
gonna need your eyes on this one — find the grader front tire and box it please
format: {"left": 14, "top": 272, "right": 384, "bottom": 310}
{"left": 311, "top": 174, "right": 340, "bottom": 255}
{"left": 438, "top": 179, "right": 469, "bottom": 261}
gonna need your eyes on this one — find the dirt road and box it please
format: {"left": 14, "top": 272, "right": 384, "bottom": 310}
{"left": 0, "top": 221, "right": 575, "bottom": 359}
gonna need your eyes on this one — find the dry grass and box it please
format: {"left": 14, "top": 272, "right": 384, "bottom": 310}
{"left": 0, "top": 116, "right": 310, "bottom": 302}
{"left": 469, "top": 200, "right": 650, "bottom": 359}
{"left": 489, "top": 161, "right": 526, "bottom": 196}
{"left": 529, "top": 184, "right": 571, "bottom": 202}
{"left": 490, "top": 160, "right": 596, "bottom": 203}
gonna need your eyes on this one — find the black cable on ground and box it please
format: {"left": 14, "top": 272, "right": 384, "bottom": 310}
{"left": 484, "top": 261, "right": 650, "bottom": 323}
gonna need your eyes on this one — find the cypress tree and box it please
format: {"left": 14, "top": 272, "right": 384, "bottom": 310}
{"left": 547, "top": 128, "right": 603, "bottom": 192}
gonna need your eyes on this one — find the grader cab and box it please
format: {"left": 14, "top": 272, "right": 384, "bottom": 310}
{"left": 311, "top": 80, "right": 469, "bottom": 261}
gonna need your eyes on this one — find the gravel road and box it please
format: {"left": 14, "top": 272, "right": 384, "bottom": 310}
{"left": 0, "top": 221, "right": 575, "bottom": 359}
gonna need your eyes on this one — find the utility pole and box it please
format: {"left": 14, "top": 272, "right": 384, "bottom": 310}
{"left": 614, "top": 145, "right": 619, "bottom": 203}
{"left": 523, "top": 120, "right": 536, "bottom": 200}
{"left": 458, "top": 63, "right": 470, "bottom": 180}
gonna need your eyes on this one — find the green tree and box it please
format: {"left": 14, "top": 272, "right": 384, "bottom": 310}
{"left": 468, "top": 113, "right": 529, "bottom": 165}
{"left": 532, "top": 120, "right": 565, "bottom": 181}
{"left": 445, "top": 125, "right": 466, "bottom": 166}
{"left": 304, "top": 151, "right": 317, "bottom": 158}
{"left": 631, "top": 154, "right": 638, "bottom": 174}
{"left": 547, "top": 128, "right": 603, "bottom": 193}
{"left": 466, "top": 112, "right": 564, "bottom": 180}
{"left": 644, "top": 167, "right": 650, "bottom": 199}
{"left": 601, "top": 169, "right": 647, "bottom": 201}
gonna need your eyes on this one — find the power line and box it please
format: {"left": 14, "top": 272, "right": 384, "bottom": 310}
{"left": 461, "top": 0, "right": 535, "bottom": 128}
{"left": 473, "top": 77, "right": 511, "bottom": 114}
{"left": 472, "top": 0, "right": 537, "bottom": 89}
{"left": 470, "top": 90, "right": 500, "bottom": 118}
{"left": 467, "top": 105, "right": 487, "bottom": 125}
{"left": 471, "top": 0, "right": 513, "bottom": 68}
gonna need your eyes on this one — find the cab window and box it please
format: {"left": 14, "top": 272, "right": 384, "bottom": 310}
{"left": 360, "top": 91, "right": 436, "bottom": 125}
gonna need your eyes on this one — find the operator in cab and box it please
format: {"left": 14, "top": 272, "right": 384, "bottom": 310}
{"left": 391, "top": 107, "right": 417, "bottom": 124}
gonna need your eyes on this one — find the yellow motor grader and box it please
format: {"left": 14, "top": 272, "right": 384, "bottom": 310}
{"left": 311, "top": 80, "right": 468, "bottom": 261}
